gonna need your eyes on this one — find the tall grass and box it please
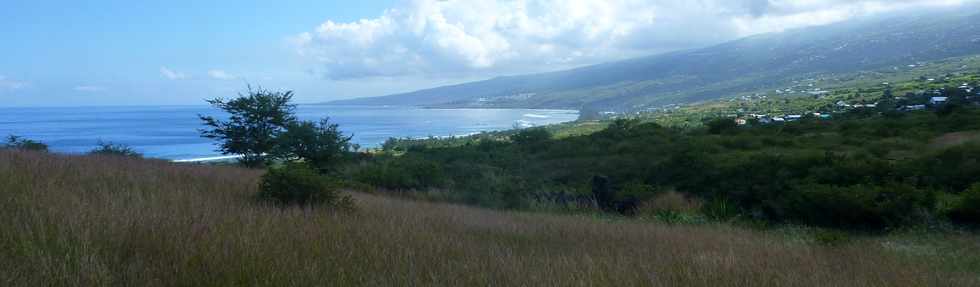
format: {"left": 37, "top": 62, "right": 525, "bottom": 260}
{"left": 1, "top": 150, "right": 977, "bottom": 286}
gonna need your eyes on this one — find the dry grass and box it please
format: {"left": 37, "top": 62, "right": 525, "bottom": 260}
{"left": 930, "top": 131, "right": 980, "bottom": 150}
{"left": 636, "top": 191, "right": 703, "bottom": 216}
{"left": 1, "top": 150, "right": 977, "bottom": 286}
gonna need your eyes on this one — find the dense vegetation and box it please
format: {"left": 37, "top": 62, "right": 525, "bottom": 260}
{"left": 347, "top": 106, "right": 980, "bottom": 230}
{"left": 2, "top": 149, "right": 978, "bottom": 286}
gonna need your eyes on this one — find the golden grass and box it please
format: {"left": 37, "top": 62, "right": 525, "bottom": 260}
{"left": 1, "top": 150, "right": 977, "bottom": 286}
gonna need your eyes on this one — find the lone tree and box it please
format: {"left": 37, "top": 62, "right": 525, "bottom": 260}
{"left": 199, "top": 87, "right": 296, "bottom": 167}
{"left": 273, "top": 118, "right": 353, "bottom": 172}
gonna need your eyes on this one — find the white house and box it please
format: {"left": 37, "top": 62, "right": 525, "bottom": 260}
{"left": 930, "top": 97, "right": 949, "bottom": 105}
{"left": 904, "top": 105, "right": 926, "bottom": 111}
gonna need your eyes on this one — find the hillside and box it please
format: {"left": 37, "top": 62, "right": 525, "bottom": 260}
{"left": 2, "top": 150, "right": 979, "bottom": 286}
{"left": 330, "top": 8, "right": 980, "bottom": 112}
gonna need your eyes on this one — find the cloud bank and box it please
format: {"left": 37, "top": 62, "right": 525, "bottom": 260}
{"left": 160, "top": 67, "right": 188, "bottom": 80}
{"left": 0, "top": 75, "right": 28, "bottom": 90}
{"left": 73, "top": 85, "right": 105, "bottom": 92}
{"left": 208, "top": 70, "right": 238, "bottom": 80}
{"left": 294, "top": 0, "right": 971, "bottom": 80}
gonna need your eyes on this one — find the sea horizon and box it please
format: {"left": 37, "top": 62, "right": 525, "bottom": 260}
{"left": 0, "top": 104, "right": 579, "bottom": 161}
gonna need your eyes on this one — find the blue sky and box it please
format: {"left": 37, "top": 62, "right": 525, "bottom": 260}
{"left": 0, "top": 0, "right": 973, "bottom": 107}
{"left": 0, "top": 0, "right": 450, "bottom": 106}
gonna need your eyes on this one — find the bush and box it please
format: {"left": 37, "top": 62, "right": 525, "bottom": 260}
{"left": 258, "top": 163, "right": 353, "bottom": 208}
{"left": 636, "top": 191, "right": 703, "bottom": 224}
{"left": 701, "top": 197, "right": 739, "bottom": 221}
{"left": 781, "top": 183, "right": 934, "bottom": 229}
{"left": 705, "top": 118, "right": 738, "bottom": 135}
{"left": 351, "top": 156, "right": 445, "bottom": 191}
{"left": 636, "top": 191, "right": 701, "bottom": 215}
{"left": 89, "top": 140, "right": 142, "bottom": 158}
{"left": 3, "top": 135, "right": 48, "bottom": 152}
{"left": 510, "top": 128, "right": 551, "bottom": 146}
{"left": 949, "top": 184, "right": 980, "bottom": 225}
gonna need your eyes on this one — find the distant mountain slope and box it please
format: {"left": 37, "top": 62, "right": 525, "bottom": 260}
{"left": 329, "top": 9, "right": 980, "bottom": 111}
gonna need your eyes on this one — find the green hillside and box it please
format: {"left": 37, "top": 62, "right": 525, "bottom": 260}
{"left": 330, "top": 9, "right": 980, "bottom": 112}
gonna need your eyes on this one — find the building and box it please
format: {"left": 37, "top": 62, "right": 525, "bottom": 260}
{"left": 904, "top": 105, "right": 926, "bottom": 111}
{"left": 930, "top": 97, "right": 949, "bottom": 105}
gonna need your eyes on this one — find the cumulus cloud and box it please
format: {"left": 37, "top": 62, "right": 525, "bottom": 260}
{"left": 160, "top": 67, "right": 188, "bottom": 80}
{"left": 208, "top": 69, "right": 238, "bottom": 80}
{"left": 0, "top": 75, "right": 28, "bottom": 90}
{"left": 294, "top": 0, "right": 972, "bottom": 80}
{"left": 73, "top": 85, "right": 105, "bottom": 92}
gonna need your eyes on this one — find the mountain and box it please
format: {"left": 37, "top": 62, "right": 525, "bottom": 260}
{"left": 328, "top": 8, "right": 980, "bottom": 112}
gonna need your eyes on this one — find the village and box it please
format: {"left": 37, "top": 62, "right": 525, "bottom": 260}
{"left": 731, "top": 82, "right": 980, "bottom": 125}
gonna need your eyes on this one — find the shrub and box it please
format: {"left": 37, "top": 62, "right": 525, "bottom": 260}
{"left": 258, "top": 163, "right": 353, "bottom": 208}
{"left": 637, "top": 191, "right": 701, "bottom": 215}
{"left": 3, "top": 135, "right": 48, "bottom": 152}
{"left": 949, "top": 184, "right": 980, "bottom": 225}
{"left": 701, "top": 197, "right": 739, "bottom": 221}
{"left": 781, "top": 183, "right": 934, "bottom": 229}
{"left": 705, "top": 118, "right": 738, "bottom": 135}
{"left": 510, "top": 128, "right": 551, "bottom": 146}
{"left": 89, "top": 140, "right": 142, "bottom": 158}
{"left": 351, "top": 156, "right": 445, "bottom": 191}
{"left": 636, "top": 191, "right": 703, "bottom": 223}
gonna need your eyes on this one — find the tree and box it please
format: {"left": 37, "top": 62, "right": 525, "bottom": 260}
{"left": 273, "top": 118, "right": 353, "bottom": 172}
{"left": 199, "top": 87, "right": 296, "bottom": 167}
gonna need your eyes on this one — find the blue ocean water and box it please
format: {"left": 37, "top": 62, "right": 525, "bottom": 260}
{"left": 0, "top": 105, "right": 578, "bottom": 161}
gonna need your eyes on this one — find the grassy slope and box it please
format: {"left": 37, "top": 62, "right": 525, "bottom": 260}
{"left": 1, "top": 150, "right": 978, "bottom": 286}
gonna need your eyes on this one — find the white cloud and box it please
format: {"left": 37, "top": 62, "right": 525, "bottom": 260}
{"left": 160, "top": 67, "right": 188, "bottom": 80}
{"left": 208, "top": 69, "right": 237, "bottom": 80}
{"left": 73, "top": 85, "right": 105, "bottom": 92}
{"left": 0, "top": 75, "right": 28, "bottom": 90}
{"left": 294, "top": 0, "right": 974, "bottom": 80}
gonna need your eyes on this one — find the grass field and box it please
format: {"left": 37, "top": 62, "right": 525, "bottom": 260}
{"left": 1, "top": 150, "right": 978, "bottom": 286}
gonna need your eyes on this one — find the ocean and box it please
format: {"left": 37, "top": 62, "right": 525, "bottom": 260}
{"left": 0, "top": 105, "right": 578, "bottom": 161}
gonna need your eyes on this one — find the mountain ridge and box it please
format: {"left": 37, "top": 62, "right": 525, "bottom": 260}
{"left": 327, "top": 8, "right": 980, "bottom": 112}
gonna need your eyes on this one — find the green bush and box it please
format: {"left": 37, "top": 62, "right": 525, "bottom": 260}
{"left": 259, "top": 163, "right": 353, "bottom": 208}
{"left": 949, "top": 184, "right": 980, "bottom": 225}
{"left": 89, "top": 140, "right": 142, "bottom": 158}
{"left": 3, "top": 135, "right": 48, "bottom": 152}
{"left": 704, "top": 118, "right": 738, "bottom": 134}
{"left": 701, "top": 198, "right": 739, "bottom": 221}
{"left": 782, "top": 183, "right": 934, "bottom": 229}
{"left": 510, "top": 128, "right": 551, "bottom": 146}
{"left": 351, "top": 156, "right": 445, "bottom": 191}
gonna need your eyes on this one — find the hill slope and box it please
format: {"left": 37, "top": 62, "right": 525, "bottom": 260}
{"left": 330, "top": 9, "right": 980, "bottom": 111}
{"left": 2, "top": 150, "right": 978, "bottom": 285}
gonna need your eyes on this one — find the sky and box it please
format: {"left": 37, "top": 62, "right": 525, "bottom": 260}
{"left": 0, "top": 0, "right": 974, "bottom": 107}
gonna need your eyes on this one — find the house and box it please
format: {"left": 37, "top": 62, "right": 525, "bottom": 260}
{"left": 904, "top": 105, "right": 926, "bottom": 111}
{"left": 735, "top": 118, "right": 748, "bottom": 126}
{"left": 773, "top": 117, "right": 786, "bottom": 123}
{"left": 930, "top": 97, "right": 949, "bottom": 105}
{"left": 786, "top": 115, "right": 803, "bottom": 121}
